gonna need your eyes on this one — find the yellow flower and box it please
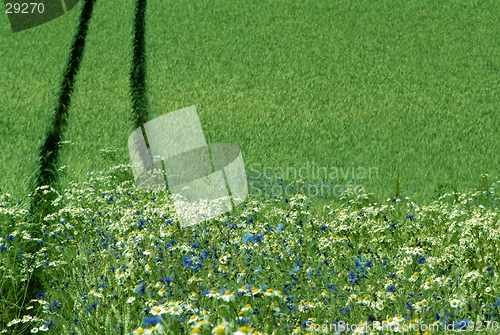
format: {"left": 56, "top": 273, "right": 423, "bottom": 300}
{"left": 213, "top": 327, "right": 226, "bottom": 334}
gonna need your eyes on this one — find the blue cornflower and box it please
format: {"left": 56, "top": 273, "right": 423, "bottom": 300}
{"left": 98, "top": 283, "right": 107, "bottom": 288}
{"left": 253, "top": 233, "right": 264, "bottom": 242}
{"left": 49, "top": 300, "right": 60, "bottom": 309}
{"left": 339, "top": 306, "right": 350, "bottom": 315}
{"left": 326, "top": 284, "right": 336, "bottom": 290}
{"left": 83, "top": 301, "right": 98, "bottom": 312}
{"left": 276, "top": 222, "right": 283, "bottom": 233}
{"left": 406, "top": 214, "right": 414, "bottom": 220}
{"left": 246, "top": 216, "right": 254, "bottom": 223}
{"left": 404, "top": 302, "right": 413, "bottom": 311}
{"left": 236, "top": 317, "right": 250, "bottom": 325}
{"left": 181, "top": 256, "right": 193, "bottom": 269}
{"left": 137, "top": 218, "right": 146, "bottom": 229}
{"left": 6, "top": 235, "right": 14, "bottom": 241}
{"left": 385, "top": 285, "right": 396, "bottom": 293}
{"left": 36, "top": 292, "right": 46, "bottom": 299}
{"left": 200, "top": 249, "right": 208, "bottom": 259}
{"left": 319, "top": 225, "right": 327, "bottom": 231}
{"left": 73, "top": 318, "right": 78, "bottom": 325}
{"left": 242, "top": 233, "right": 253, "bottom": 244}
{"left": 365, "top": 260, "right": 372, "bottom": 267}
{"left": 143, "top": 316, "right": 162, "bottom": 326}
{"left": 0, "top": 246, "right": 7, "bottom": 252}
{"left": 390, "top": 222, "right": 398, "bottom": 227}
{"left": 417, "top": 256, "right": 426, "bottom": 264}
{"left": 134, "top": 284, "right": 146, "bottom": 297}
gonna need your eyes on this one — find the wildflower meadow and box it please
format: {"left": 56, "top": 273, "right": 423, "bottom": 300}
{"left": 1, "top": 165, "right": 500, "bottom": 334}
{"left": 2, "top": 0, "right": 500, "bottom": 334}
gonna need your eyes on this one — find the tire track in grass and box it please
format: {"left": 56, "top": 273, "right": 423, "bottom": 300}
{"left": 22, "top": 0, "right": 139, "bottom": 331}
{"left": 53, "top": 0, "right": 138, "bottom": 197}
{"left": 130, "top": 0, "right": 171, "bottom": 190}
{"left": 0, "top": 0, "right": 93, "bottom": 330}
{"left": 130, "top": 0, "right": 157, "bottom": 181}
{"left": 27, "top": 0, "right": 96, "bottom": 224}
{"left": 131, "top": 0, "right": 149, "bottom": 129}
{"left": 0, "top": 1, "right": 85, "bottom": 220}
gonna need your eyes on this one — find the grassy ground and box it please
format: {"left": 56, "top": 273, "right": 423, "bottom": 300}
{"left": 0, "top": 1, "right": 83, "bottom": 208}
{"left": 53, "top": 0, "right": 137, "bottom": 197}
{"left": 2, "top": 0, "right": 500, "bottom": 333}
{"left": 145, "top": 0, "right": 500, "bottom": 207}
{"left": 1, "top": 165, "right": 500, "bottom": 334}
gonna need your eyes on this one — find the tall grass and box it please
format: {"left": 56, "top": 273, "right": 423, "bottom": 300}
{"left": 1, "top": 165, "right": 500, "bottom": 334}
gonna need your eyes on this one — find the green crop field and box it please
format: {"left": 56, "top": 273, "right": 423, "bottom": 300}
{"left": 53, "top": 0, "right": 136, "bottom": 196}
{"left": 1, "top": 0, "right": 500, "bottom": 334}
{"left": 0, "top": 0, "right": 83, "bottom": 210}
